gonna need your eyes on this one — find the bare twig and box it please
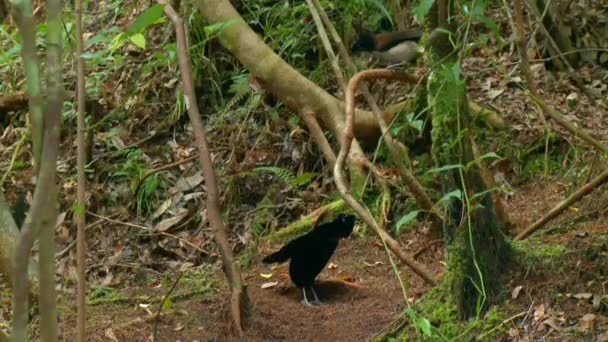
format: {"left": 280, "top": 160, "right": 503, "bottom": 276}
{"left": 86, "top": 211, "right": 210, "bottom": 254}
{"left": 413, "top": 239, "right": 444, "bottom": 259}
{"left": 300, "top": 111, "right": 336, "bottom": 168}
{"left": 305, "top": 0, "right": 345, "bottom": 91}
{"left": 55, "top": 217, "right": 108, "bottom": 259}
{"left": 75, "top": 0, "right": 88, "bottom": 339}
{"left": 335, "top": 70, "right": 438, "bottom": 286}
{"left": 152, "top": 272, "right": 183, "bottom": 341}
{"left": 515, "top": 167, "right": 608, "bottom": 240}
{"left": 158, "top": 1, "right": 248, "bottom": 335}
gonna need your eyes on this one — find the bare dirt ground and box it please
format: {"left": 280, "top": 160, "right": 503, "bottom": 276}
{"left": 78, "top": 235, "right": 442, "bottom": 341}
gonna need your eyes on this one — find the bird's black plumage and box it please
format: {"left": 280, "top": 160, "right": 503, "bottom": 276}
{"left": 263, "top": 214, "right": 356, "bottom": 305}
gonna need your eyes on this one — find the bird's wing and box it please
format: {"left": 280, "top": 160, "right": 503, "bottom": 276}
{"left": 262, "top": 234, "right": 310, "bottom": 264}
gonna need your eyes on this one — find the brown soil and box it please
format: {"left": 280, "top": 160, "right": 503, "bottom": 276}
{"left": 78, "top": 235, "right": 441, "bottom": 341}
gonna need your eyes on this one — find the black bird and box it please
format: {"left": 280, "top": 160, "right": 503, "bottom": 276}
{"left": 262, "top": 214, "right": 356, "bottom": 306}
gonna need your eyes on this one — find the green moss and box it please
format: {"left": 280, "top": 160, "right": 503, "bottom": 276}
{"left": 266, "top": 200, "right": 346, "bottom": 242}
{"left": 511, "top": 238, "right": 567, "bottom": 268}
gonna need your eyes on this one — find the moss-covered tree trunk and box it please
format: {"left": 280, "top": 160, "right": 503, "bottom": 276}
{"left": 426, "top": 7, "right": 511, "bottom": 319}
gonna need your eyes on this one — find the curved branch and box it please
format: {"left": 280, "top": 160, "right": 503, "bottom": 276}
{"left": 334, "top": 70, "right": 438, "bottom": 286}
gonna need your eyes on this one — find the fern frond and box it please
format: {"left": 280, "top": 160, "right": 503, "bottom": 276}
{"left": 252, "top": 166, "right": 295, "bottom": 185}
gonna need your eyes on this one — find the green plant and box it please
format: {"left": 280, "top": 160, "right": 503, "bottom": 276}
{"left": 252, "top": 166, "right": 316, "bottom": 188}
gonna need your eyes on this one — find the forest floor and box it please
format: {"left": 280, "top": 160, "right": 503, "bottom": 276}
{"left": 2, "top": 178, "right": 599, "bottom": 341}
{"left": 67, "top": 181, "right": 605, "bottom": 342}
{"left": 1, "top": 1, "right": 608, "bottom": 341}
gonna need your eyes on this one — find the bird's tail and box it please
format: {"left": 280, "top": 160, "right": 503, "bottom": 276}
{"left": 262, "top": 248, "right": 290, "bottom": 264}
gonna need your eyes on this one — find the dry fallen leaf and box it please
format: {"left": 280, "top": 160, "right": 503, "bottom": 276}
{"left": 533, "top": 303, "right": 545, "bottom": 322}
{"left": 260, "top": 273, "right": 274, "bottom": 279}
{"left": 579, "top": 313, "right": 596, "bottom": 332}
{"left": 327, "top": 262, "right": 338, "bottom": 269}
{"left": 543, "top": 317, "right": 561, "bottom": 332}
{"left": 261, "top": 281, "right": 278, "bottom": 289}
{"left": 574, "top": 293, "right": 593, "bottom": 300}
{"left": 512, "top": 285, "right": 524, "bottom": 299}
{"left": 105, "top": 328, "right": 119, "bottom": 342}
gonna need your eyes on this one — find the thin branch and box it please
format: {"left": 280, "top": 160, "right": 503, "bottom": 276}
{"left": 75, "top": 0, "right": 88, "bottom": 339}
{"left": 515, "top": 167, "right": 608, "bottom": 240}
{"left": 158, "top": 1, "right": 247, "bottom": 335}
{"left": 300, "top": 111, "right": 336, "bottom": 168}
{"left": 86, "top": 211, "right": 211, "bottom": 255}
{"left": 152, "top": 272, "right": 183, "bottom": 341}
{"left": 305, "top": 0, "right": 345, "bottom": 91}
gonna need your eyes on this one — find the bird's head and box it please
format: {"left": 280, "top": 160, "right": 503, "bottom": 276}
{"left": 333, "top": 214, "right": 357, "bottom": 238}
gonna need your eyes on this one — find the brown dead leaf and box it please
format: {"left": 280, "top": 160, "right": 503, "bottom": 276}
{"left": 574, "top": 293, "right": 593, "bottom": 300}
{"left": 104, "top": 328, "right": 119, "bottom": 342}
{"left": 327, "top": 262, "right": 338, "bottom": 269}
{"left": 579, "top": 313, "right": 596, "bottom": 332}
{"left": 543, "top": 317, "right": 561, "bottom": 332}
{"left": 512, "top": 285, "right": 524, "bottom": 299}
{"left": 533, "top": 303, "right": 545, "bottom": 322}
{"left": 487, "top": 88, "right": 505, "bottom": 100}
{"left": 154, "top": 208, "right": 188, "bottom": 232}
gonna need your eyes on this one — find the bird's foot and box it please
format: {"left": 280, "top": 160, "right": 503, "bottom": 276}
{"left": 300, "top": 299, "right": 315, "bottom": 307}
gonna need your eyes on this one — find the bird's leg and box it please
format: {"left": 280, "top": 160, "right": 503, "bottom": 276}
{"left": 309, "top": 286, "right": 323, "bottom": 305}
{"left": 300, "top": 287, "right": 313, "bottom": 306}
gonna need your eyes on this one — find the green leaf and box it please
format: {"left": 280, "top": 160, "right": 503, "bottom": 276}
{"left": 470, "top": 187, "right": 500, "bottom": 201}
{"left": 365, "top": 0, "right": 393, "bottom": 25}
{"left": 425, "top": 164, "right": 464, "bottom": 174}
{"left": 437, "top": 189, "right": 462, "bottom": 205}
{"left": 466, "top": 152, "right": 502, "bottom": 169}
{"left": 417, "top": 317, "right": 432, "bottom": 336}
{"left": 80, "top": 51, "right": 104, "bottom": 60}
{"left": 476, "top": 15, "right": 502, "bottom": 43}
{"left": 129, "top": 33, "right": 146, "bottom": 49}
{"left": 451, "top": 63, "right": 461, "bottom": 80}
{"left": 291, "top": 172, "right": 316, "bottom": 187}
{"left": 413, "top": 0, "right": 435, "bottom": 22}
{"left": 162, "top": 298, "right": 173, "bottom": 310}
{"left": 478, "top": 152, "right": 501, "bottom": 161}
{"left": 72, "top": 203, "right": 86, "bottom": 216}
{"left": 204, "top": 20, "right": 239, "bottom": 36}
{"left": 395, "top": 210, "right": 420, "bottom": 234}
{"left": 127, "top": 4, "right": 166, "bottom": 34}
{"left": 110, "top": 32, "right": 128, "bottom": 51}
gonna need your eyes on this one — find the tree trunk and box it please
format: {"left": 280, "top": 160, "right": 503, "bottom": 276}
{"left": 426, "top": 8, "right": 511, "bottom": 319}
{"left": 0, "top": 191, "right": 20, "bottom": 287}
